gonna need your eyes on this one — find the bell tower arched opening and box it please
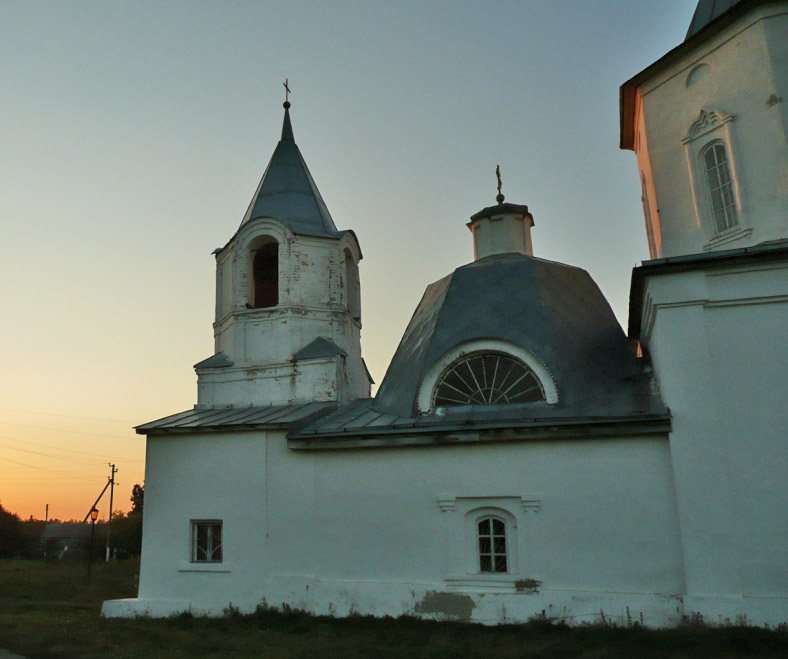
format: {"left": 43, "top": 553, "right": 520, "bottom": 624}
{"left": 252, "top": 240, "right": 278, "bottom": 308}
{"left": 344, "top": 247, "right": 361, "bottom": 322}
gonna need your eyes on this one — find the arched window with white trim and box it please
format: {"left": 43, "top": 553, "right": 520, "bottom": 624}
{"left": 432, "top": 352, "right": 545, "bottom": 407}
{"left": 477, "top": 516, "right": 508, "bottom": 573}
{"left": 682, "top": 109, "right": 749, "bottom": 249}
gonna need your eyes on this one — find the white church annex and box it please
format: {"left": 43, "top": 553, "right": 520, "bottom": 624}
{"left": 104, "top": 0, "right": 788, "bottom": 626}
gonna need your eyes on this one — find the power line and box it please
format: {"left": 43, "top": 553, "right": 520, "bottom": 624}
{"left": 0, "top": 433, "right": 143, "bottom": 462}
{"left": 0, "top": 421, "right": 140, "bottom": 440}
{"left": 0, "top": 441, "right": 111, "bottom": 465}
{"left": 0, "top": 408, "right": 133, "bottom": 423}
{"left": 0, "top": 455, "right": 104, "bottom": 482}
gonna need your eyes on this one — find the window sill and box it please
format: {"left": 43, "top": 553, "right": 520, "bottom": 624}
{"left": 178, "top": 562, "right": 231, "bottom": 573}
{"left": 445, "top": 575, "right": 540, "bottom": 593}
{"left": 704, "top": 226, "right": 752, "bottom": 251}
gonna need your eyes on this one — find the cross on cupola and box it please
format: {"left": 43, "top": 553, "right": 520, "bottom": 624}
{"left": 496, "top": 165, "right": 505, "bottom": 204}
{"left": 466, "top": 165, "right": 534, "bottom": 260}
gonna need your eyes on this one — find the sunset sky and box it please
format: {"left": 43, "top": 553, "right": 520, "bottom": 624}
{"left": 0, "top": 1, "right": 697, "bottom": 521}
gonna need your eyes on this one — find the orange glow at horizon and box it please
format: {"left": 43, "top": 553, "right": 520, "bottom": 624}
{"left": 0, "top": 408, "right": 146, "bottom": 522}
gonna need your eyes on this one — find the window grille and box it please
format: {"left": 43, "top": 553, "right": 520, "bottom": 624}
{"left": 432, "top": 353, "right": 545, "bottom": 406}
{"left": 702, "top": 143, "right": 738, "bottom": 234}
{"left": 478, "top": 517, "right": 507, "bottom": 573}
{"left": 192, "top": 521, "right": 223, "bottom": 562}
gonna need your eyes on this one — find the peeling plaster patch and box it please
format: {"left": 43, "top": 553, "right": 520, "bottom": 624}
{"left": 514, "top": 579, "right": 542, "bottom": 593}
{"left": 415, "top": 591, "right": 475, "bottom": 621}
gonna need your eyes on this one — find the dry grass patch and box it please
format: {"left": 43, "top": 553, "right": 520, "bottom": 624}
{"left": 0, "top": 560, "right": 786, "bottom": 658}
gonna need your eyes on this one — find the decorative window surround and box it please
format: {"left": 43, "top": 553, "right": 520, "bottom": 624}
{"left": 437, "top": 494, "right": 541, "bottom": 513}
{"left": 682, "top": 109, "right": 748, "bottom": 249}
{"left": 439, "top": 496, "right": 543, "bottom": 591}
{"left": 520, "top": 496, "right": 541, "bottom": 513}
{"left": 178, "top": 562, "right": 231, "bottom": 573}
{"left": 437, "top": 495, "right": 456, "bottom": 512}
{"left": 703, "top": 225, "right": 752, "bottom": 252}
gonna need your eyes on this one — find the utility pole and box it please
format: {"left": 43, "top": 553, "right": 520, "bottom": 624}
{"left": 45, "top": 504, "right": 48, "bottom": 523}
{"left": 105, "top": 464, "right": 117, "bottom": 561}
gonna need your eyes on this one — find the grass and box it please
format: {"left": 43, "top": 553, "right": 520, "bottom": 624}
{"left": 0, "top": 560, "right": 786, "bottom": 658}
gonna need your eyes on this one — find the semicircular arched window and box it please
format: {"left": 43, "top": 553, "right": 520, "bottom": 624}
{"left": 432, "top": 352, "right": 545, "bottom": 407}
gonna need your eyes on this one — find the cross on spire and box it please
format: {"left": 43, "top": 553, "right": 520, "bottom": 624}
{"left": 283, "top": 78, "right": 292, "bottom": 107}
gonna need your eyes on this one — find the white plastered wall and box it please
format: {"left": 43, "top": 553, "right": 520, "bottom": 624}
{"left": 639, "top": 260, "right": 788, "bottom": 623}
{"left": 106, "top": 428, "right": 686, "bottom": 626}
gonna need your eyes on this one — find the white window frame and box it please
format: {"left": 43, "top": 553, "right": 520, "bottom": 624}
{"left": 191, "top": 520, "right": 223, "bottom": 563}
{"left": 417, "top": 339, "right": 558, "bottom": 413}
{"left": 476, "top": 515, "right": 509, "bottom": 574}
{"left": 682, "top": 109, "right": 751, "bottom": 250}
{"left": 432, "top": 351, "right": 546, "bottom": 407}
{"left": 700, "top": 141, "right": 738, "bottom": 234}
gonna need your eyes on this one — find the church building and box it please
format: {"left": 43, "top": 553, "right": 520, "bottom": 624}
{"left": 104, "top": 0, "right": 788, "bottom": 626}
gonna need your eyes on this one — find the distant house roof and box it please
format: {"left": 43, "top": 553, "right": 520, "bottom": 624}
{"left": 41, "top": 522, "right": 92, "bottom": 542}
{"left": 238, "top": 105, "right": 342, "bottom": 239}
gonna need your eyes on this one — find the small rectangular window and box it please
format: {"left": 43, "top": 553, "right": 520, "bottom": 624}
{"left": 191, "top": 520, "right": 223, "bottom": 562}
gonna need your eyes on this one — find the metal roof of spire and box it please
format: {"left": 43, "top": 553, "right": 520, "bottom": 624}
{"left": 239, "top": 100, "right": 340, "bottom": 239}
{"left": 685, "top": 0, "right": 745, "bottom": 39}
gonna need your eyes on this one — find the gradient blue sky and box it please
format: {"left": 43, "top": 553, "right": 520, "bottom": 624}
{"left": 0, "top": 1, "right": 697, "bottom": 520}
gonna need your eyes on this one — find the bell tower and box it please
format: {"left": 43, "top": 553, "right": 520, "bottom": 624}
{"left": 620, "top": 0, "right": 788, "bottom": 258}
{"left": 195, "top": 100, "right": 371, "bottom": 407}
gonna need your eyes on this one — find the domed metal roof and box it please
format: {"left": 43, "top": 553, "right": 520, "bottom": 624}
{"left": 373, "top": 252, "right": 662, "bottom": 420}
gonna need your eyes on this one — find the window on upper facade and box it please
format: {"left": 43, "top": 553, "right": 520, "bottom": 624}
{"left": 432, "top": 352, "right": 545, "bottom": 407}
{"left": 682, "top": 109, "right": 748, "bottom": 249}
{"left": 191, "top": 520, "right": 222, "bottom": 562}
{"left": 701, "top": 141, "right": 738, "bottom": 234}
{"left": 477, "top": 516, "right": 508, "bottom": 573}
{"left": 253, "top": 242, "right": 278, "bottom": 308}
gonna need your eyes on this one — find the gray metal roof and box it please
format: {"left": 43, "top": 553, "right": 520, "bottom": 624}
{"left": 288, "top": 399, "right": 670, "bottom": 448}
{"left": 686, "top": 0, "right": 744, "bottom": 39}
{"left": 194, "top": 352, "right": 234, "bottom": 369}
{"left": 372, "top": 252, "right": 665, "bottom": 420}
{"left": 629, "top": 238, "right": 788, "bottom": 340}
{"left": 136, "top": 402, "right": 336, "bottom": 434}
{"left": 470, "top": 202, "right": 532, "bottom": 223}
{"left": 239, "top": 106, "right": 341, "bottom": 239}
{"left": 293, "top": 337, "right": 346, "bottom": 360}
